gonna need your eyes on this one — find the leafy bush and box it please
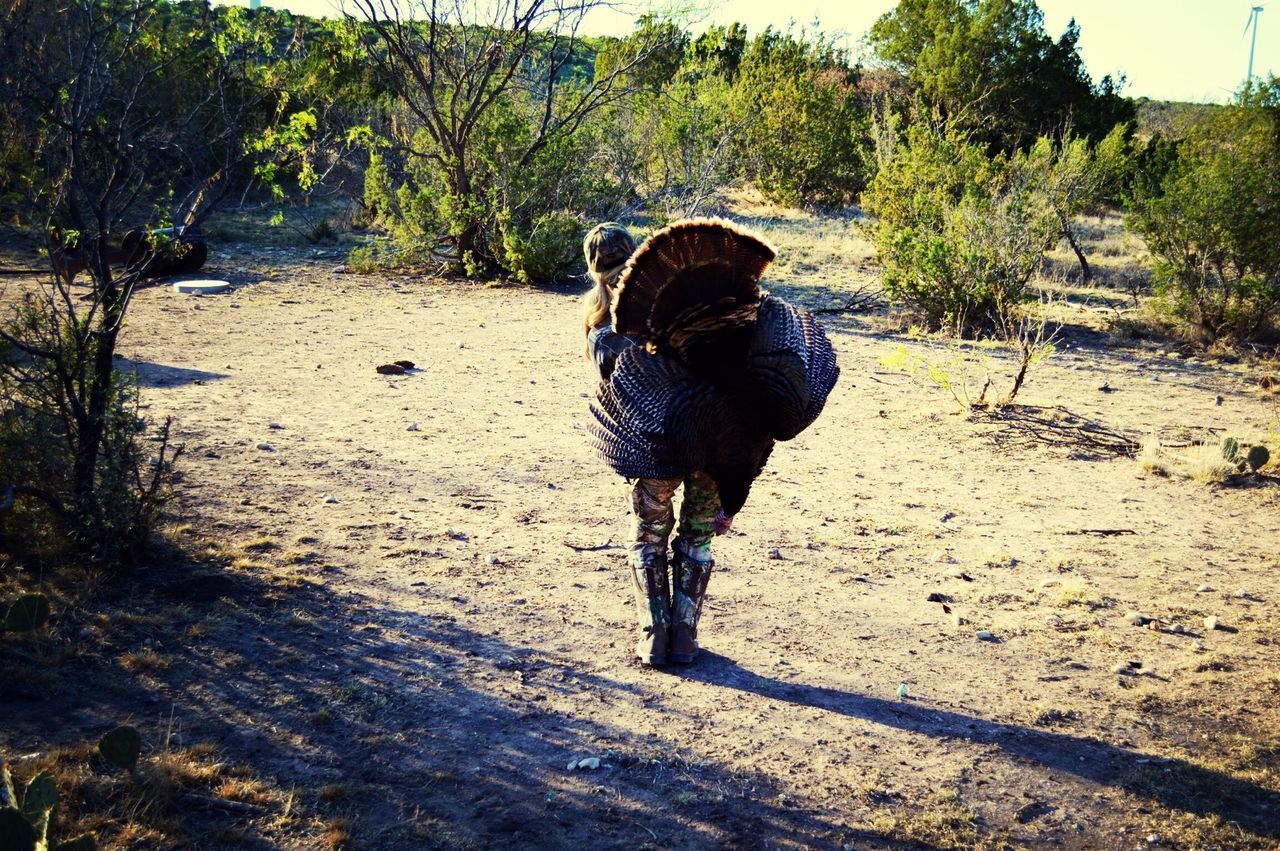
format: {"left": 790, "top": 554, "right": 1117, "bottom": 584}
{"left": 363, "top": 95, "right": 621, "bottom": 282}
{"left": 1128, "top": 91, "right": 1280, "bottom": 343}
{"left": 0, "top": 299, "right": 181, "bottom": 567}
{"left": 862, "top": 120, "right": 1059, "bottom": 335}
{"left": 726, "top": 28, "right": 872, "bottom": 206}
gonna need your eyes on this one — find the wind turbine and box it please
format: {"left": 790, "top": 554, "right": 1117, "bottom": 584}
{"left": 1245, "top": 4, "right": 1265, "bottom": 82}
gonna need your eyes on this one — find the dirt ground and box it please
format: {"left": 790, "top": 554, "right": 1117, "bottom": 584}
{"left": 3, "top": 215, "right": 1280, "bottom": 849}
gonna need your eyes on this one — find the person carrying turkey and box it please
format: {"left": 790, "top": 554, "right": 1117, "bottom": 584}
{"left": 582, "top": 219, "right": 840, "bottom": 666}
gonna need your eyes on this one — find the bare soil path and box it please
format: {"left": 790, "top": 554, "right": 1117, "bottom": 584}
{"left": 5, "top": 231, "right": 1279, "bottom": 849}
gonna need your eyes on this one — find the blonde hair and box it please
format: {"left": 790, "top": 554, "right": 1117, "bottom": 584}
{"left": 580, "top": 223, "right": 636, "bottom": 353}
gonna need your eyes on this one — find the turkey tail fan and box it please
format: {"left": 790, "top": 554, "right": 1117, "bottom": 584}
{"left": 589, "top": 345, "right": 707, "bottom": 480}
{"left": 748, "top": 295, "right": 840, "bottom": 441}
{"left": 612, "top": 219, "right": 776, "bottom": 369}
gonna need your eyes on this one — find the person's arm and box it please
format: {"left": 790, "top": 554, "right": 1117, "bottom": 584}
{"left": 588, "top": 324, "right": 634, "bottom": 382}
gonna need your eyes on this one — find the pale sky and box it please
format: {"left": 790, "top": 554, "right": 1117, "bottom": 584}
{"left": 225, "top": 0, "right": 1276, "bottom": 103}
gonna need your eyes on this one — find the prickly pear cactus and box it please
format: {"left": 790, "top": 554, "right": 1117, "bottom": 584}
{"left": 98, "top": 726, "right": 141, "bottom": 772}
{"left": 3, "top": 595, "right": 51, "bottom": 632}
{"left": 1246, "top": 444, "right": 1270, "bottom": 472}
{"left": 20, "top": 772, "right": 56, "bottom": 837}
{"left": 1220, "top": 435, "right": 1240, "bottom": 462}
{"left": 0, "top": 762, "right": 96, "bottom": 851}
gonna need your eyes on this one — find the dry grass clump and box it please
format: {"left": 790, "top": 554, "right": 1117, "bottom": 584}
{"left": 1136, "top": 436, "right": 1170, "bottom": 477}
{"left": 2, "top": 738, "right": 287, "bottom": 847}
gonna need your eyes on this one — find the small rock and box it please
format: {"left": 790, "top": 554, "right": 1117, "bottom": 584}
{"left": 1171, "top": 623, "right": 1185, "bottom": 634}
{"left": 1232, "top": 588, "right": 1248, "bottom": 599}
{"left": 1193, "top": 640, "right": 1206, "bottom": 652}
{"left": 976, "top": 630, "right": 996, "bottom": 641}
{"left": 1111, "top": 664, "right": 1132, "bottom": 675}
{"left": 577, "top": 757, "right": 601, "bottom": 770}
{"left": 268, "top": 422, "right": 285, "bottom": 430}
{"left": 375, "top": 363, "right": 406, "bottom": 375}
{"left": 407, "top": 422, "right": 420, "bottom": 431}
{"left": 1147, "top": 833, "right": 1161, "bottom": 845}
{"left": 1214, "top": 396, "right": 1224, "bottom": 406}
{"left": 323, "top": 494, "right": 338, "bottom": 504}
{"left": 457, "top": 341, "right": 466, "bottom": 349}
{"left": 939, "top": 511, "right": 956, "bottom": 523}
{"left": 239, "top": 497, "right": 252, "bottom": 506}
{"left": 394, "top": 360, "right": 415, "bottom": 370}
{"left": 952, "top": 612, "right": 964, "bottom": 627}
{"left": 332, "top": 265, "right": 349, "bottom": 274}
{"left": 446, "top": 529, "right": 468, "bottom": 541}
{"left": 546, "top": 482, "right": 557, "bottom": 490}
{"left": 257, "top": 442, "right": 274, "bottom": 451}
{"left": 566, "top": 759, "right": 578, "bottom": 771}
{"left": 1204, "top": 616, "right": 1219, "bottom": 631}
{"left": 767, "top": 548, "right": 782, "bottom": 560}
{"left": 486, "top": 553, "right": 501, "bottom": 565}
{"left": 926, "top": 592, "right": 947, "bottom": 602}
{"left": 1127, "top": 611, "right": 1153, "bottom": 626}
{"left": 1197, "top": 584, "right": 1212, "bottom": 593}
{"left": 932, "top": 550, "right": 957, "bottom": 564}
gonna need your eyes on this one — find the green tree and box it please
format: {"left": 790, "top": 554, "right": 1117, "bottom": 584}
{"left": 869, "top": 0, "right": 1132, "bottom": 151}
{"left": 862, "top": 120, "right": 1059, "bottom": 334}
{"left": 349, "top": 0, "right": 677, "bottom": 280}
{"left": 727, "top": 27, "right": 872, "bottom": 206}
{"left": 1128, "top": 87, "right": 1280, "bottom": 343}
{"left": 0, "top": 0, "right": 287, "bottom": 564}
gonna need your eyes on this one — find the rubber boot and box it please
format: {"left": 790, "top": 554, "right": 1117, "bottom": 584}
{"left": 669, "top": 551, "right": 713, "bottom": 664}
{"left": 631, "top": 554, "right": 671, "bottom": 665}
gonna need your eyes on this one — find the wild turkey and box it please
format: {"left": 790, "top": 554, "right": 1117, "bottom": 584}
{"left": 589, "top": 218, "right": 839, "bottom": 517}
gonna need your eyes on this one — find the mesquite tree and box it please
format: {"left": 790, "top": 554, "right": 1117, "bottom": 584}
{"left": 346, "top": 0, "right": 679, "bottom": 278}
{"left": 0, "top": 0, "right": 277, "bottom": 563}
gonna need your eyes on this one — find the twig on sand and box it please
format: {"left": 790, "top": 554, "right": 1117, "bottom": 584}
{"left": 812, "top": 289, "right": 880, "bottom": 316}
{"left": 563, "top": 538, "right": 620, "bottom": 552}
{"left": 972, "top": 404, "right": 1140, "bottom": 457}
{"left": 1064, "top": 528, "right": 1137, "bottom": 537}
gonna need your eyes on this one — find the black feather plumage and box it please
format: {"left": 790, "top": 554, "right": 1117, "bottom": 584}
{"left": 591, "top": 218, "right": 837, "bottom": 515}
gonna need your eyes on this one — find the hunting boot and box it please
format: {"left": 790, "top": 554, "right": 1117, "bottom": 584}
{"left": 631, "top": 553, "right": 672, "bottom": 665}
{"left": 669, "top": 549, "right": 713, "bottom": 664}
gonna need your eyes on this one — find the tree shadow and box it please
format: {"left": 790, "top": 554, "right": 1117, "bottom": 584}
{"left": 114, "top": 357, "right": 229, "bottom": 387}
{"left": 2, "top": 553, "right": 935, "bottom": 850}
{"left": 677, "top": 653, "right": 1280, "bottom": 842}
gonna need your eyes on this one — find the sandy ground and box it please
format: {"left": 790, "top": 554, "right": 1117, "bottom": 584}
{"left": 4, "top": 225, "right": 1280, "bottom": 849}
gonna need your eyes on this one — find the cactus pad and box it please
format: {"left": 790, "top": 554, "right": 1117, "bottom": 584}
{"left": 1246, "top": 444, "right": 1270, "bottom": 472}
{"left": 98, "top": 726, "right": 141, "bottom": 772}
{"left": 3, "top": 595, "right": 51, "bottom": 632}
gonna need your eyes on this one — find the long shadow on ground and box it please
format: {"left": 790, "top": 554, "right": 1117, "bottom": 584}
{"left": 3, "top": 555, "right": 943, "bottom": 850}
{"left": 679, "top": 653, "right": 1280, "bottom": 842}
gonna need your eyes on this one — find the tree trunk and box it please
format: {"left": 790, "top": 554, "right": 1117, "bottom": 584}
{"left": 1055, "top": 206, "right": 1092, "bottom": 283}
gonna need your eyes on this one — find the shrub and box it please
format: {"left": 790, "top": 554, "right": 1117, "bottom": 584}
{"left": 862, "top": 120, "right": 1059, "bottom": 335}
{"left": 727, "top": 28, "right": 872, "bottom": 206}
{"left": 0, "top": 298, "right": 180, "bottom": 567}
{"left": 1128, "top": 90, "right": 1280, "bottom": 343}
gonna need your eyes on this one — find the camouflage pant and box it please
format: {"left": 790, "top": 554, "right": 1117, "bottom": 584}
{"left": 629, "top": 471, "right": 717, "bottom": 567}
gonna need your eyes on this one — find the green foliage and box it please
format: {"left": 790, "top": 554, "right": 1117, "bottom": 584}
{"left": 868, "top": 0, "right": 1132, "bottom": 151}
{"left": 2, "top": 595, "right": 51, "bottom": 633}
{"left": 726, "top": 28, "right": 872, "bottom": 206}
{"left": 1128, "top": 91, "right": 1280, "bottom": 343}
{"left": 0, "top": 763, "right": 95, "bottom": 851}
{"left": 97, "top": 727, "right": 141, "bottom": 774}
{"left": 1221, "top": 436, "right": 1240, "bottom": 462}
{"left": 862, "top": 121, "right": 1059, "bottom": 334}
{"left": 1246, "top": 444, "right": 1270, "bottom": 472}
{"left": 0, "top": 301, "right": 182, "bottom": 565}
